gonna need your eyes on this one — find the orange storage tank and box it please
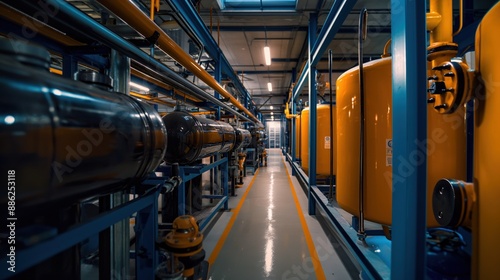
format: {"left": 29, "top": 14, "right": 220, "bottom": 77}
{"left": 295, "top": 114, "right": 301, "bottom": 160}
{"left": 300, "top": 103, "right": 336, "bottom": 179}
{"left": 336, "top": 57, "right": 466, "bottom": 226}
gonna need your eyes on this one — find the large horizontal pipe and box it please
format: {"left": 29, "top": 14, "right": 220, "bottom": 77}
{"left": 97, "top": 0, "right": 260, "bottom": 123}
{"left": 162, "top": 109, "right": 252, "bottom": 165}
{"left": 1, "top": 0, "right": 256, "bottom": 124}
{"left": 0, "top": 38, "right": 166, "bottom": 211}
{"left": 130, "top": 61, "right": 254, "bottom": 123}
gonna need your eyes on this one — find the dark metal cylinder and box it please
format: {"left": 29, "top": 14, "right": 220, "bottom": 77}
{"left": 234, "top": 128, "right": 251, "bottom": 151}
{"left": 162, "top": 111, "right": 236, "bottom": 164}
{"left": 0, "top": 39, "right": 167, "bottom": 209}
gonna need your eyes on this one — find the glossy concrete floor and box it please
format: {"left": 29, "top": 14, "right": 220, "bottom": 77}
{"left": 203, "top": 149, "right": 360, "bottom": 280}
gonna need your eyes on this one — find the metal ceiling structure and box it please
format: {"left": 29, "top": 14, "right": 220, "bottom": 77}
{"left": 2, "top": 0, "right": 493, "bottom": 120}
{"left": 61, "top": 0, "right": 392, "bottom": 119}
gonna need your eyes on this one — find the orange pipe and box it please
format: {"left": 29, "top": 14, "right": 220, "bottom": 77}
{"left": 130, "top": 91, "right": 176, "bottom": 107}
{"left": 50, "top": 68, "right": 63, "bottom": 75}
{"left": 0, "top": 3, "right": 83, "bottom": 47}
{"left": 429, "top": 0, "right": 453, "bottom": 44}
{"left": 97, "top": 0, "right": 260, "bottom": 123}
{"left": 131, "top": 68, "right": 202, "bottom": 103}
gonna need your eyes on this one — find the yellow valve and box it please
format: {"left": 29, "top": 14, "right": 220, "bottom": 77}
{"left": 284, "top": 102, "right": 298, "bottom": 119}
{"left": 427, "top": 58, "right": 474, "bottom": 114}
{"left": 162, "top": 215, "right": 205, "bottom": 278}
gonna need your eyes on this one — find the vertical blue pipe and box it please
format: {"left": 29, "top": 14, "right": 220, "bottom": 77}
{"left": 135, "top": 195, "right": 158, "bottom": 280}
{"left": 222, "top": 159, "right": 229, "bottom": 210}
{"left": 214, "top": 56, "right": 222, "bottom": 120}
{"left": 214, "top": 57, "right": 222, "bottom": 196}
{"left": 291, "top": 67, "right": 298, "bottom": 162}
{"left": 62, "top": 54, "right": 77, "bottom": 79}
{"left": 308, "top": 13, "right": 318, "bottom": 215}
{"left": 178, "top": 168, "right": 186, "bottom": 216}
{"left": 391, "top": 0, "right": 427, "bottom": 279}
{"left": 291, "top": 101, "right": 296, "bottom": 160}
{"left": 464, "top": 1, "right": 474, "bottom": 183}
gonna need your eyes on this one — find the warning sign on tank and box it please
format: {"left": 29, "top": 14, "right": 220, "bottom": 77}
{"left": 324, "top": 136, "right": 331, "bottom": 149}
{"left": 386, "top": 139, "right": 392, "bottom": 166}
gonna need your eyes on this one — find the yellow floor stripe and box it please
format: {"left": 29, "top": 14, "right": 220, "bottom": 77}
{"left": 207, "top": 168, "right": 260, "bottom": 266}
{"left": 283, "top": 158, "right": 327, "bottom": 280}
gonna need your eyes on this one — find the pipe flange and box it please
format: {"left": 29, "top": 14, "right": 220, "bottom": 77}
{"left": 427, "top": 58, "right": 472, "bottom": 114}
{"left": 427, "top": 42, "right": 458, "bottom": 62}
{"left": 76, "top": 70, "right": 113, "bottom": 90}
{"left": 432, "top": 179, "right": 474, "bottom": 227}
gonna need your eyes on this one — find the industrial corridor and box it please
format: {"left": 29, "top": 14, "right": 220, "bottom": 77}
{"left": 203, "top": 149, "right": 359, "bottom": 280}
{"left": 3, "top": 0, "right": 499, "bottom": 278}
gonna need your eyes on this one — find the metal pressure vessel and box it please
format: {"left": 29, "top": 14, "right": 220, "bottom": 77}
{"left": 431, "top": 4, "right": 500, "bottom": 277}
{"left": 162, "top": 110, "right": 236, "bottom": 164}
{"left": 234, "top": 127, "right": 252, "bottom": 151}
{"left": 471, "top": 5, "right": 500, "bottom": 276}
{"left": 336, "top": 57, "right": 466, "bottom": 226}
{"left": 300, "top": 103, "right": 336, "bottom": 177}
{"left": 295, "top": 115, "right": 301, "bottom": 159}
{"left": 0, "top": 38, "right": 167, "bottom": 210}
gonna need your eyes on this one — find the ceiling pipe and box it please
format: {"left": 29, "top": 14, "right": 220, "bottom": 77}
{"left": 97, "top": 0, "right": 261, "bottom": 124}
{"left": 1, "top": 0, "right": 256, "bottom": 124}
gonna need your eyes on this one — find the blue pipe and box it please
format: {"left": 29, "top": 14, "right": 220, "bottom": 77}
{"left": 308, "top": 13, "right": 318, "bottom": 216}
{"left": 391, "top": 0, "right": 428, "bottom": 278}
{"left": 292, "top": 0, "right": 358, "bottom": 102}
{"left": 311, "top": 0, "right": 359, "bottom": 65}
{"left": 3, "top": 0, "right": 254, "bottom": 123}
{"left": 167, "top": 1, "right": 253, "bottom": 109}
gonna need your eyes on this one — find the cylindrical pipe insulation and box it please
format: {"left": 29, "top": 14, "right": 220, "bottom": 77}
{"left": 162, "top": 110, "right": 237, "bottom": 165}
{"left": 234, "top": 127, "right": 252, "bottom": 151}
{"left": 0, "top": 38, "right": 167, "bottom": 210}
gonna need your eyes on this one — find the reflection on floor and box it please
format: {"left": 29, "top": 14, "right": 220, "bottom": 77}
{"left": 203, "top": 148, "right": 360, "bottom": 280}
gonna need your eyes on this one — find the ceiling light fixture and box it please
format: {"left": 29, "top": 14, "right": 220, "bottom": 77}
{"left": 267, "top": 82, "right": 273, "bottom": 92}
{"left": 264, "top": 46, "right": 271, "bottom": 66}
{"left": 130, "top": 82, "right": 150, "bottom": 92}
{"left": 270, "top": 105, "right": 273, "bottom": 109}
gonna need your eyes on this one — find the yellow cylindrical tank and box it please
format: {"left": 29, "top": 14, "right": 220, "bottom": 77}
{"left": 472, "top": 4, "right": 500, "bottom": 277}
{"left": 336, "top": 57, "right": 466, "bottom": 226}
{"left": 295, "top": 115, "right": 301, "bottom": 159}
{"left": 300, "top": 103, "right": 336, "bottom": 178}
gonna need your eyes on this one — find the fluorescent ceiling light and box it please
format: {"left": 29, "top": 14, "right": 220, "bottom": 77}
{"left": 267, "top": 82, "right": 272, "bottom": 92}
{"left": 130, "top": 82, "right": 150, "bottom": 92}
{"left": 271, "top": 112, "right": 273, "bottom": 115}
{"left": 264, "top": 46, "right": 271, "bottom": 66}
{"left": 270, "top": 105, "right": 273, "bottom": 109}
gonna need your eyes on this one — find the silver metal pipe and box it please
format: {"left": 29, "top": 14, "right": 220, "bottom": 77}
{"left": 1, "top": 0, "right": 255, "bottom": 124}
{"left": 0, "top": 37, "right": 167, "bottom": 212}
{"left": 358, "top": 8, "right": 368, "bottom": 238}
{"left": 109, "top": 49, "right": 131, "bottom": 279}
{"left": 328, "top": 49, "right": 334, "bottom": 201}
{"left": 110, "top": 49, "right": 131, "bottom": 95}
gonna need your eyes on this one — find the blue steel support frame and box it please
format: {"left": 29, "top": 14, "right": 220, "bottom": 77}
{"left": 214, "top": 55, "right": 222, "bottom": 120}
{"left": 292, "top": 0, "right": 358, "bottom": 102}
{"left": 135, "top": 193, "right": 159, "bottom": 280}
{"left": 308, "top": 13, "right": 318, "bottom": 216}
{"left": 290, "top": 66, "right": 298, "bottom": 165}
{"left": 62, "top": 54, "right": 78, "bottom": 79}
{"left": 0, "top": 188, "right": 160, "bottom": 275}
{"left": 168, "top": 0, "right": 253, "bottom": 109}
{"left": 391, "top": 1, "right": 428, "bottom": 279}
{"left": 176, "top": 158, "right": 229, "bottom": 222}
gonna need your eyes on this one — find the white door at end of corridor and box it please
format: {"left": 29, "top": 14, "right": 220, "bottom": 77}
{"left": 266, "top": 121, "right": 281, "bottom": 148}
